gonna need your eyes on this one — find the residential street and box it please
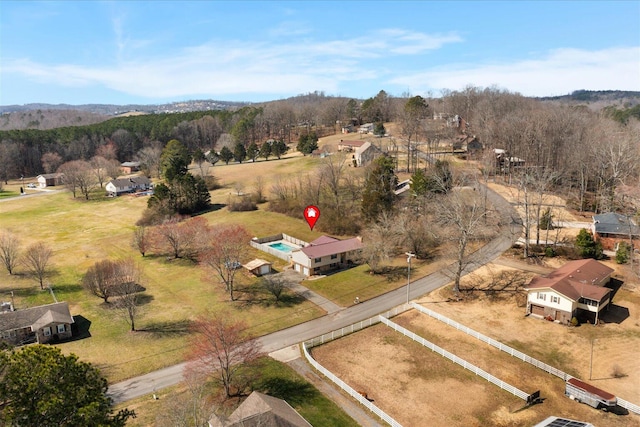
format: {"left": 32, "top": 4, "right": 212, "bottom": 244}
{"left": 107, "top": 185, "right": 520, "bottom": 404}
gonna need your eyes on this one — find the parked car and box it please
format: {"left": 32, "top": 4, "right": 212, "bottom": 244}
{"left": 27, "top": 183, "right": 37, "bottom": 188}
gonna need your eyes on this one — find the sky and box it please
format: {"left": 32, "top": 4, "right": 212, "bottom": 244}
{"left": 1, "top": 1, "right": 639, "bottom": 106}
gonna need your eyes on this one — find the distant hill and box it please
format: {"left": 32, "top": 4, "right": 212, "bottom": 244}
{"left": 0, "top": 99, "right": 249, "bottom": 130}
{"left": 538, "top": 90, "right": 640, "bottom": 110}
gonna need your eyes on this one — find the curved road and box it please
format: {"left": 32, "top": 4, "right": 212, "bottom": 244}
{"left": 108, "top": 186, "right": 521, "bottom": 404}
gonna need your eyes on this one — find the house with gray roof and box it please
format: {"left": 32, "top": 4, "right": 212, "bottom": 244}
{"left": 105, "top": 176, "right": 152, "bottom": 196}
{"left": 0, "top": 302, "right": 74, "bottom": 345}
{"left": 209, "top": 391, "right": 311, "bottom": 427}
{"left": 290, "top": 235, "right": 363, "bottom": 277}
{"left": 592, "top": 212, "right": 640, "bottom": 250}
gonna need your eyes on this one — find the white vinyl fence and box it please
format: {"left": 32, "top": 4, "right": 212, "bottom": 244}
{"left": 380, "top": 316, "right": 530, "bottom": 401}
{"left": 410, "top": 303, "right": 640, "bottom": 415}
{"left": 303, "top": 305, "right": 410, "bottom": 427}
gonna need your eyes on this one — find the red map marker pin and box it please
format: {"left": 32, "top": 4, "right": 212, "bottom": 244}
{"left": 304, "top": 205, "right": 320, "bottom": 230}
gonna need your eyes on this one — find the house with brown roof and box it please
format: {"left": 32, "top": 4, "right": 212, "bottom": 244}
{"left": 592, "top": 212, "right": 640, "bottom": 251}
{"left": 209, "top": 391, "right": 312, "bottom": 427}
{"left": 524, "top": 259, "right": 614, "bottom": 325}
{"left": 0, "top": 302, "right": 74, "bottom": 345}
{"left": 290, "top": 236, "right": 363, "bottom": 277}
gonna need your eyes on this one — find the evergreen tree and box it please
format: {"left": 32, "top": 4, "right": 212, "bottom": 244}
{"left": 271, "top": 140, "right": 288, "bottom": 159}
{"left": 219, "top": 146, "right": 234, "bottom": 165}
{"left": 361, "top": 155, "right": 397, "bottom": 222}
{"left": 259, "top": 141, "right": 272, "bottom": 160}
{"left": 246, "top": 142, "right": 259, "bottom": 162}
{"left": 0, "top": 345, "right": 134, "bottom": 426}
{"left": 411, "top": 168, "right": 429, "bottom": 197}
{"left": 575, "top": 228, "right": 603, "bottom": 259}
{"left": 160, "top": 139, "right": 191, "bottom": 182}
{"left": 296, "top": 132, "right": 318, "bottom": 155}
{"left": 233, "top": 142, "right": 246, "bottom": 163}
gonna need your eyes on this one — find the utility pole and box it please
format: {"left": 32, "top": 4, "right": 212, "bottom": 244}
{"left": 406, "top": 252, "right": 415, "bottom": 304}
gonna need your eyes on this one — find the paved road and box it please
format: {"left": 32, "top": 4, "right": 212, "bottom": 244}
{"left": 108, "top": 185, "right": 520, "bottom": 404}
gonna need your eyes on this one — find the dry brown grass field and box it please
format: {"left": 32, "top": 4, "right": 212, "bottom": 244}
{"left": 310, "top": 252, "right": 639, "bottom": 427}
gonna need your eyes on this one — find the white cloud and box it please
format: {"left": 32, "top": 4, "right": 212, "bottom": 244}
{"left": 390, "top": 46, "right": 640, "bottom": 96}
{"left": 2, "top": 28, "right": 461, "bottom": 99}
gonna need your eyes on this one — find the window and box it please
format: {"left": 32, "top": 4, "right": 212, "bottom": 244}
{"left": 551, "top": 296, "right": 559, "bottom": 304}
{"left": 314, "top": 257, "right": 322, "bottom": 263}
{"left": 537, "top": 292, "right": 546, "bottom": 301}
{"left": 57, "top": 324, "right": 66, "bottom": 334}
{"left": 43, "top": 327, "right": 51, "bottom": 337}
{"left": 330, "top": 254, "right": 338, "bottom": 260}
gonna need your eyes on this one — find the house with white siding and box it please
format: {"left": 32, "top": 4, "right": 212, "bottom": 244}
{"left": 525, "top": 259, "right": 614, "bottom": 325}
{"left": 290, "top": 236, "right": 362, "bottom": 277}
{"left": 105, "top": 176, "right": 152, "bottom": 196}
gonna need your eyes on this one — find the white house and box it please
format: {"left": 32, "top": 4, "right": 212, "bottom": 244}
{"left": 352, "top": 141, "right": 382, "bottom": 167}
{"left": 37, "top": 173, "right": 65, "bottom": 188}
{"left": 105, "top": 176, "right": 152, "bottom": 196}
{"left": 291, "top": 236, "right": 363, "bottom": 277}
{"left": 525, "top": 259, "right": 614, "bottom": 325}
{"left": 358, "top": 123, "right": 375, "bottom": 134}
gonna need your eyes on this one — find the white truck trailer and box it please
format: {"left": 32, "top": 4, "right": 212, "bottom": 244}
{"left": 565, "top": 377, "right": 617, "bottom": 411}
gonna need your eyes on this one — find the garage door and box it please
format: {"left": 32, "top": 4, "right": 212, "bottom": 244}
{"left": 531, "top": 305, "right": 545, "bottom": 316}
{"left": 303, "top": 267, "right": 309, "bottom": 276}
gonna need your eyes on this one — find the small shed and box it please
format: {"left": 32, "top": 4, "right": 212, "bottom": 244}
{"left": 243, "top": 259, "right": 272, "bottom": 276}
{"left": 37, "top": 173, "right": 65, "bottom": 188}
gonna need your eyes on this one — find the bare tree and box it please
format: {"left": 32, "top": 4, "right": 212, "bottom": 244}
{"left": 155, "top": 368, "right": 216, "bottom": 427}
{"left": 41, "top": 152, "right": 63, "bottom": 174}
{"left": 188, "top": 312, "right": 262, "bottom": 399}
{"left": 23, "top": 242, "right": 53, "bottom": 289}
{"left": 437, "top": 188, "right": 493, "bottom": 294}
{"left": 114, "top": 278, "right": 144, "bottom": 332}
{"left": 0, "top": 231, "right": 20, "bottom": 275}
{"left": 136, "top": 142, "right": 164, "bottom": 178}
{"left": 131, "top": 226, "right": 150, "bottom": 257}
{"left": 359, "top": 212, "right": 399, "bottom": 273}
{"left": 261, "top": 275, "right": 290, "bottom": 304}
{"left": 199, "top": 224, "right": 251, "bottom": 301}
{"left": 153, "top": 217, "right": 207, "bottom": 259}
{"left": 82, "top": 259, "right": 138, "bottom": 303}
{"left": 57, "top": 160, "right": 97, "bottom": 199}
{"left": 90, "top": 156, "right": 110, "bottom": 188}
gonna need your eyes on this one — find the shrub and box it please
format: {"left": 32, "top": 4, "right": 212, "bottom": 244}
{"left": 611, "top": 364, "right": 627, "bottom": 378}
{"left": 544, "top": 246, "right": 557, "bottom": 257}
{"left": 615, "top": 241, "right": 630, "bottom": 264}
{"left": 570, "top": 317, "right": 579, "bottom": 327}
{"left": 227, "top": 196, "right": 257, "bottom": 212}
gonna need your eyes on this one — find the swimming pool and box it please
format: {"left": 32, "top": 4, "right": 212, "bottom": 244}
{"left": 269, "top": 242, "right": 296, "bottom": 253}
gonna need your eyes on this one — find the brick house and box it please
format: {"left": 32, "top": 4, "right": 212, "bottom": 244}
{"left": 0, "top": 302, "right": 74, "bottom": 345}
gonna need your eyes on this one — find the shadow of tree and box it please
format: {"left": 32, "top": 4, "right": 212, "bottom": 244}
{"left": 256, "top": 377, "right": 318, "bottom": 406}
{"left": 51, "top": 283, "right": 83, "bottom": 294}
{"left": 138, "top": 319, "right": 193, "bottom": 336}
{"left": 235, "top": 284, "right": 305, "bottom": 309}
{"left": 70, "top": 315, "right": 92, "bottom": 340}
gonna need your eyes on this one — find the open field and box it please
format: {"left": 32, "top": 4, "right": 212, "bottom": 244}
{"left": 312, "top": 318, "right": 637, "bottom": 427}
{"left": 0, "top": 149, "right": 436, "bottom": 384}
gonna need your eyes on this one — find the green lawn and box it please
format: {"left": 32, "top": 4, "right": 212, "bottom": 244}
{"left": 117, "top": 356, "right": 360, "bottom": 427}
{"left": 0, "top": 187, "right": 325, "bottom": 382}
